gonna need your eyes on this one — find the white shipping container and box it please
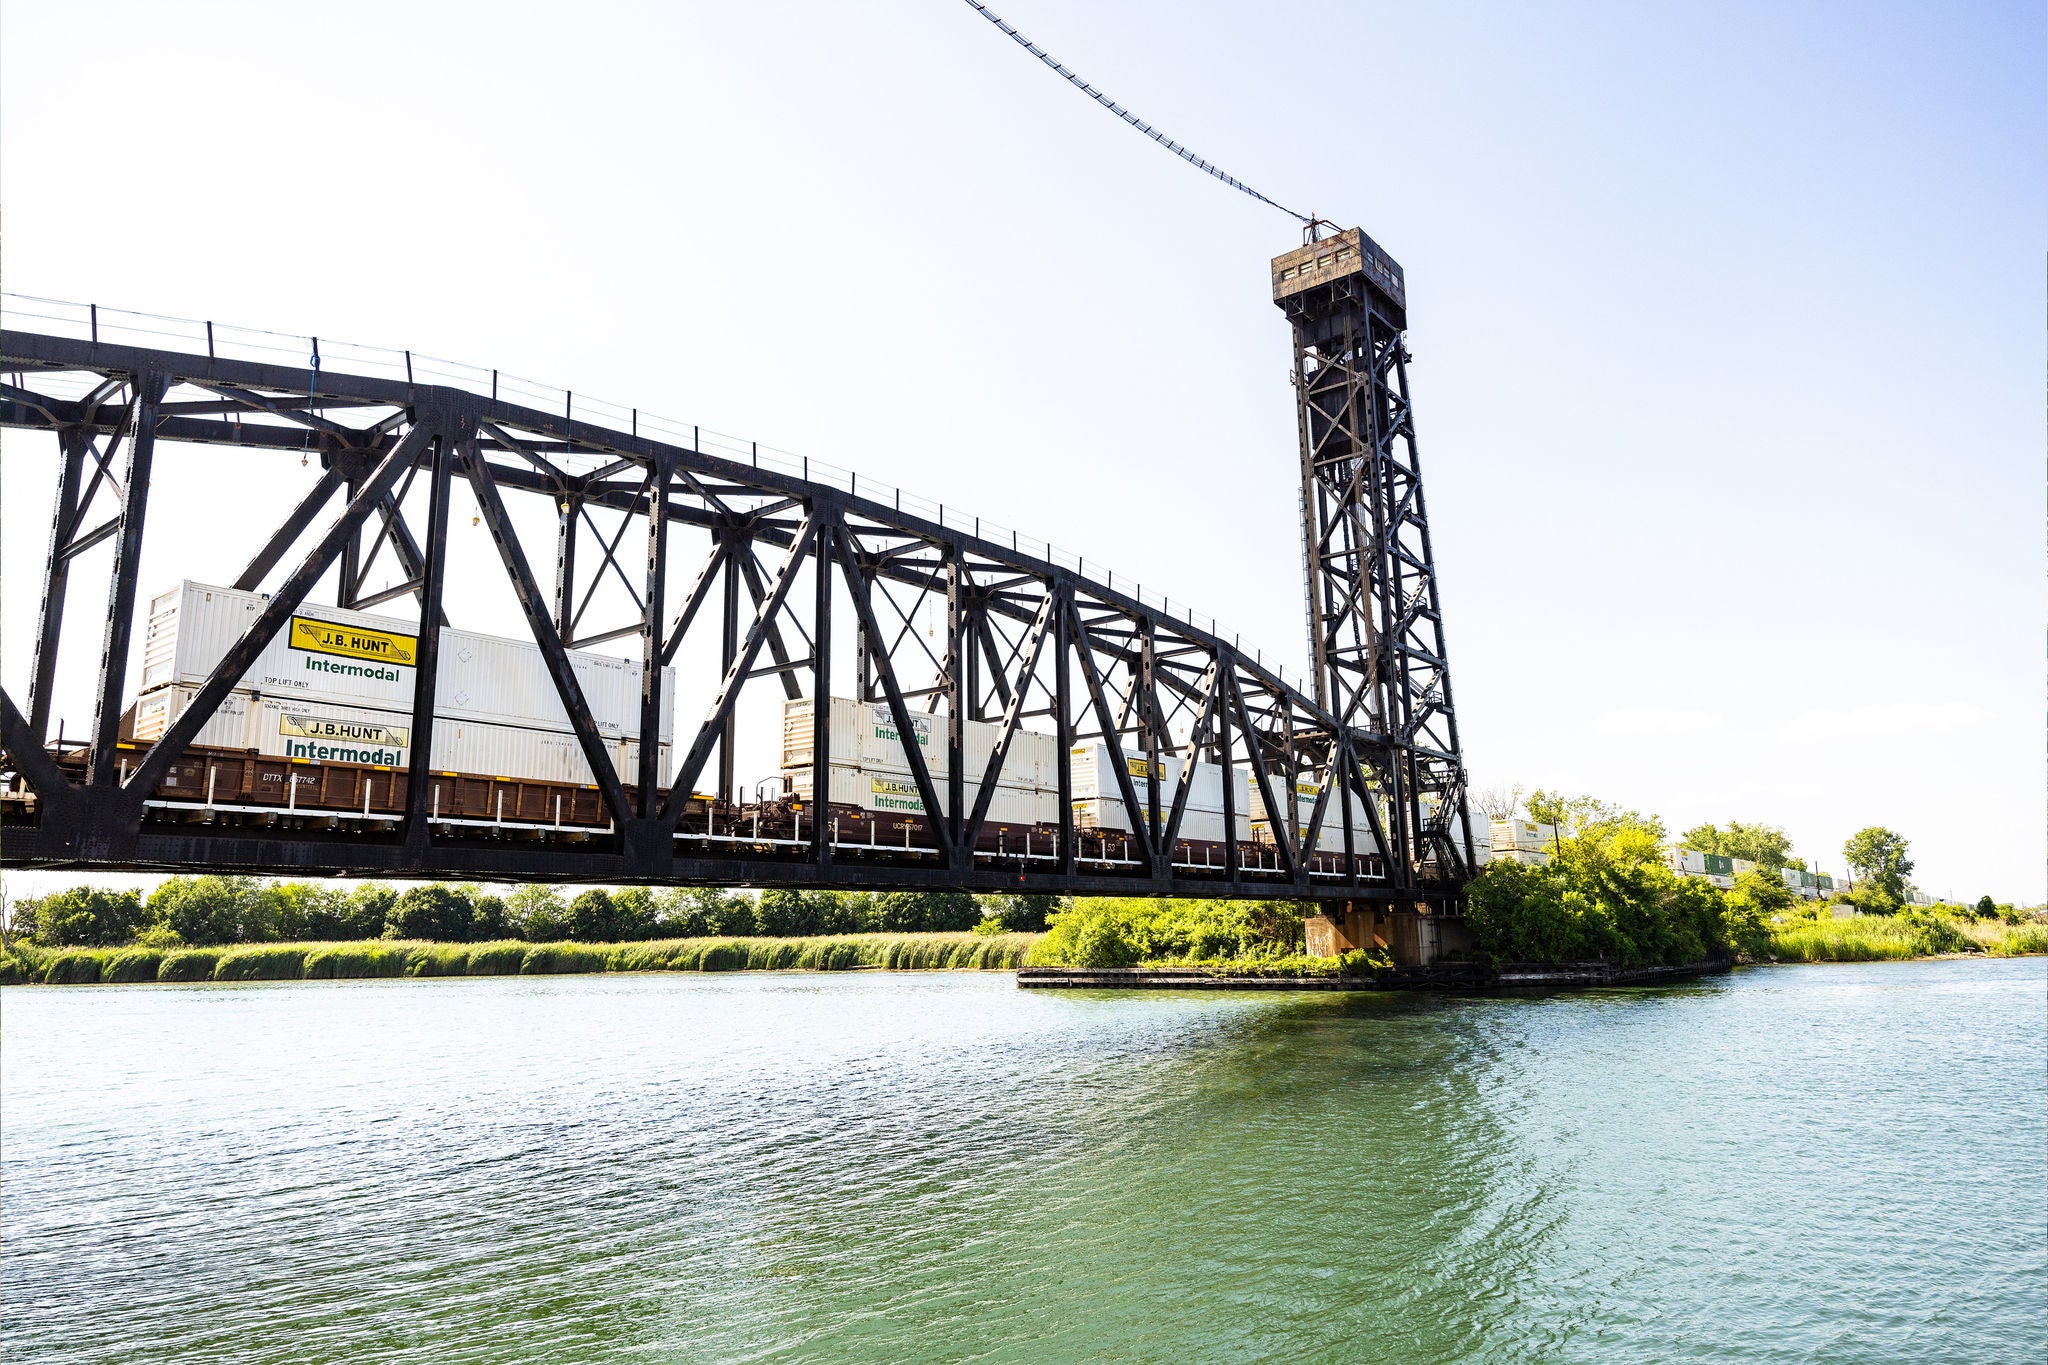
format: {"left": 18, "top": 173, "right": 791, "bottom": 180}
{"left": 1239, "top": 769, "right": 1377, "bottom": 855}
{"left": 131, "top": 684, "right": 664, "bottom": 786}
{"left": 1491, "top": 847, "right": 1550, "bottom": 867}
{"left": 781, "top": 698, "right": 1053, "bottom": 790}
{"left": 787, "top": 762, "right": 1054, "bottom": 827}
{"left": 1071, "top": 743, "right": 1249, "bottom": 841}
{"left": 1492, "top": 819, "right": 1560, "bottom": 851}
{"left": 139, "top": 581, "right": 675, "bottom": 742}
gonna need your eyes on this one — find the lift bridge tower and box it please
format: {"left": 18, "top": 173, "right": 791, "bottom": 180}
{"left": 1273, "top": 226, "right": 1476, "bottom": 911}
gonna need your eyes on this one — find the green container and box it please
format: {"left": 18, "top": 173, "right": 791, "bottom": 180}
{"left": 1703, "top": 853, "right": 1734, "bottom": 876}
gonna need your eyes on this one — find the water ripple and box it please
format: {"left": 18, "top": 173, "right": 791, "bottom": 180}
{"left": 3, "top": 961, "right": 2042, "bottom": 1363}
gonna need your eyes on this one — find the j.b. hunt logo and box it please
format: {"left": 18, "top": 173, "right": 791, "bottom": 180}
{"left": 278, "top": 713, "right": 407, "bottom": 766}
{"left": 288, "top": 615, "right": 416, "bottom": 667}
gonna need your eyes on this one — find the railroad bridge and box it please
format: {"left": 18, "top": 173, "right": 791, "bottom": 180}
{"left": 1, "top": 228, "right": 1476, "bottom": 943}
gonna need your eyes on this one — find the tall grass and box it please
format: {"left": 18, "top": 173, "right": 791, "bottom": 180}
{"left": 1, "top": 932, "right": 1038, "bottom": 986}
{"left": 1771, "top": 916, "right": 1924, "bottom": 962}
{"left": 1768, "top": 912, "right": 2045, "bottom": 963}
{"left": 1988, "top": 922, "right": 2048, "bottom": 957}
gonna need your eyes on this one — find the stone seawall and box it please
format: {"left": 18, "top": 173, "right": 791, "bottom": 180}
{"left": 1015, "top": 959, "right": 1732, "bottom": 992}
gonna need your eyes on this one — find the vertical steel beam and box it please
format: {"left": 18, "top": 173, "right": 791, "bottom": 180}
{"left": 1141, "top": 620, "right": 1160, "bottom": 849}
{"left": 336, "top": 472, "right": 362, "bottom": 608}
{"left": 554, "top": 492, "right": 580, "bottom": 639}
{"left": 944, "top": 550, "right": 965, "bottom": 857}
{"left": 810, "top": 511, "right": 835, "bottom": 867}
{"left": 1219, "top": 661, "right": 1239, "bottom": 883}
{"left": 718, "top": 532, "right": 740, "bottom": 803}
{"left": 28, "top": 428, "right": 88, "bottom": 743}
{"left": 402, "top": 426, "right": 459, "bottom": 845}
{"left": 638, "top": 462, "right": 671, "bottom": 817}
{"left": 88, "top": 377, "right": 163, "bottom": 786}
{"left": 1055, "top": 586, "right": 1074, "bottom": 877}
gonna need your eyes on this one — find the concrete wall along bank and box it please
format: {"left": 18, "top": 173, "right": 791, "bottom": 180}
{"left": 781, "top": 698, "right": 1057, "bottom": 827}
{"left": 131, "top": 582, "right": 675, "bottom": 786}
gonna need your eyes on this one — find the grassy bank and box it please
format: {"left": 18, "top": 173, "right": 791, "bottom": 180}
{"left": 0, "top": 932, "right": 1038, "bottom": 986}
{"left": 1767, "top": 913, "right": 2048, "bottom": 963}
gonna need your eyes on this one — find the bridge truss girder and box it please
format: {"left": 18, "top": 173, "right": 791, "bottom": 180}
{"left": 0, "top": 330, "right": 1424, "bottom": 900}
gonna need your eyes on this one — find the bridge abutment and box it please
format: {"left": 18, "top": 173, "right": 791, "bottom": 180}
{"left": 1306, "top": 901, "right": 1472, "bottom": 968}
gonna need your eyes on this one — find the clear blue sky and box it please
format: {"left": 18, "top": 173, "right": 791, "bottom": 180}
{"left": 3, "top": 0, "right": 2041, "bottom": 900}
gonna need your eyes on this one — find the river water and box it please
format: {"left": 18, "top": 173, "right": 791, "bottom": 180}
{"left": 3, "top": 958, "right": 2042, "bottom": 1363}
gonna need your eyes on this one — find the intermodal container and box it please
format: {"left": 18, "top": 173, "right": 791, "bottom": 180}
{"left": 139, "top": 581, "right": 675, "bottom": 743}
{"left": 131, "top": 684, "right": 663, "bottom": 786}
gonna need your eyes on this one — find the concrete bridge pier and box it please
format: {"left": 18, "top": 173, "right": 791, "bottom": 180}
{"left": 1305, "top": 902, "right": 1473, "bottom": 968}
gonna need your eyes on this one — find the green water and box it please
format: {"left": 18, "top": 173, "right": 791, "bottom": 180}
{"left": 3, "top": 959, "right": 2042, "bottom": 1362}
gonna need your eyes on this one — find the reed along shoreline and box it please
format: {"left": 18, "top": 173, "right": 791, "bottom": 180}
{"left": 2, "top": 932, "right": 1038, "bottom": 986}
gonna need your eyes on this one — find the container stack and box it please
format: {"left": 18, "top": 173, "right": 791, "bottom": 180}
{"left": 1489, "top": 819, "right": 1559, "bottom": 866}
{"left": 1073, "top": 743, "right": 1245, "bottom": 844}
{"left": 781, "top": 697, "right": 1058, "bottom": 827}
{"left": 129, "top": 581, "right": 675, "bottom": 787}
{"left": 1238, "top": 771, "right": 1379, "bottom": 853}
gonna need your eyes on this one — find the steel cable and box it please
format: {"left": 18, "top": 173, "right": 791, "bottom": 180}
{"left": 958, "top": 0, "right": 1309, "bottom": 222}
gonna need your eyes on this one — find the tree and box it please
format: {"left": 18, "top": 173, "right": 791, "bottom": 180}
{"left": 289, "top": 884, "right": 357, "bottom": 940}
{"left": 983, "top": 893, "right": 1060, "bottom": 933}
{"left": 1472, "top": 784, "right": 1524, "bottom": 823}
{"left": 388, "top": 885, "right": 474, "bottom": 941}
{"left": 756, "top": 888, "right": 821, "bottom": 937}
{"left": 145, "top": 875, "right": 254, "bottom": 946}
{"left": 1975, "top": 895, "right": 1998, "bottom": 920}
{"left": 30, "top": 886, "right": 144, "bottom": 947}
{"left": 1842, "top": 827, "right": 1913, "bottom": 910}
{"left": 870, "top": 890, "right": 979, "bottom": 933}
{"left": 567, "top": 889, "right": 622, "bottom": 942}
{"left": 1724, "top": 869, "right": 1793, "bottom": 959}
{"left": 653, "top": 887, "right": 710, "bottom": 938}
{"left": 706, "top": 891, "right": 758, "bottom": 937}
{"left": 1526, "top": 790, "right": 1666, "bottom": 843}
{"left": 1681, "top": 821, "right": 1802, "bottom": 871}
{"left": 507, "top": 885, "right": 570, "bottom": 941}
{"left": 342, "top": 886, "right": 396, "bottom": 940}
{"left": 612, "top": 887, "right": 658, "bottom": 940}
{"left": 468, "top": 892, "right": 511, "bottom": 939}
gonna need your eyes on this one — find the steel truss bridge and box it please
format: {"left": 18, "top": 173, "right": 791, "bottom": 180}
{"left": 0, "top": 231, "right": 1475, "bottom": 910}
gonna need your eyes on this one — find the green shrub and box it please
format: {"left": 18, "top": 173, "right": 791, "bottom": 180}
{"left": 1770, "top": 915, "right": 1922, "bottom": 963}
{"left": 213, "top": 945, "right": 310, "bottom": 981}
{"left": 402, "top": 944, "right": 474, "bottom": 977}
{"left": 42, "top": 950, "right": 106, "bottom": 984}
{"left": 1990, "top": 922, "right": 2048, "bottom": 956}
{"left": 464, "top": 942, "right": 529, "bottom": 975}
{"left": 103, "top": 947, "right": 167, "bottom": 983}
{"left": 519, "top": 942, "right": 609, "bottom": 974}
{"left": 302, "top": 943, "right": 410, "bottom": 979}
{"left": 0, "top": 942, "right": 47, "bottom": 984}
{"left": 1027, "top": 899, "right": 1303, "bottom": 968}
{"left": 157, "top": 949, "right": 223, "bottom": 982}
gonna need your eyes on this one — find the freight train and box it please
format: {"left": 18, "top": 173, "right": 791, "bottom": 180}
{"left": 5, "top": 580, "right": 1408, "bottom": 882}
